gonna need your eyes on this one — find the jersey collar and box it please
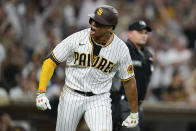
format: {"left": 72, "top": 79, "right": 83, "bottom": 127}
{"left": 89, "top": 33, "right": 114, "bottom": 48}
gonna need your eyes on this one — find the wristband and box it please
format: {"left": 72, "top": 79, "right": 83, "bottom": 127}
{"left": 37, "top": 89, "right": 46, "bottom": 93}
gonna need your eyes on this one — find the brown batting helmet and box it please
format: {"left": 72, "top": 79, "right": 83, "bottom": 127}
{"left": 88, "top": 5, "right": 118, "bottom": 29}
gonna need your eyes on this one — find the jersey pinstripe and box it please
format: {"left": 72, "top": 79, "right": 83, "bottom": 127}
{"left": 56, "top": 86, "right": 112, "bottom": 131}
{"left": 52, "top": 28, "right": 134, "bottom": 94}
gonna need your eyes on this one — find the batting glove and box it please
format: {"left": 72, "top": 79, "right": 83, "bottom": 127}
{"left": 122, "top": 112, "right": 139, "bottom": 128}
{"left": 36, "top": 93, "right": 51, "bottom": 111}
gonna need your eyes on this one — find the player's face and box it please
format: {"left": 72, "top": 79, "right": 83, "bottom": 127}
{"left": 90, "top": 20, "right": 112, "bottom": 38}
{"left": 129, "top": 29, "right": 149, "bottom": 46}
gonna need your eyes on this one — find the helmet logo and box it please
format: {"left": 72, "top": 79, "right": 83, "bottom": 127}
{"left": 97, "top": 8, "right": 103, "bottom": 16}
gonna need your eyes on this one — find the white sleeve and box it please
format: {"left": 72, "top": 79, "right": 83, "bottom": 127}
{"left": 118, "top": 51, "right": 135, "bottom": 81}
{"left": 52, "top": 35, "right": 74, "bottom": 63}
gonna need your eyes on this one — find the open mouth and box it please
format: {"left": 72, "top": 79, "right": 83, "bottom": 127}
{"left": 90, "top": 28, "right": 96, "bottom": 35}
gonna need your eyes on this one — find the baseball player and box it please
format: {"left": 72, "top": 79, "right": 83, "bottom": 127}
{"left": 36, "top": 5, "right": 139, "bottom": 131}
{"left": 112, "top": 20, "right": 153, "bottom": 131}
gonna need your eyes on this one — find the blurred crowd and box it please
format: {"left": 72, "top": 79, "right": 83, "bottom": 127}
{"left": 0, "top": 0, "right": 196, "bottom": 130}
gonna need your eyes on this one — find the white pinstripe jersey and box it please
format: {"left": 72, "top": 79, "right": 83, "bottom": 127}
{"left": 52, "top": 28, "right": 134, "bottom": 94}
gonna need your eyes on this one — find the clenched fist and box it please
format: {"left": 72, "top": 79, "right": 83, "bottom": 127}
{"left": 36, "top": 93, "right": 51, "bottom": 111}
{"left": 122, "top": 112, "right": 139, "bottom": 128}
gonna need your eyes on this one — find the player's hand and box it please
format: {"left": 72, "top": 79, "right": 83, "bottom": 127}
{"left": 36, "top": 93, "right": 51, "bottom": 111}
{"left": 122, "top": 112, "right": 139, "bottom": 128}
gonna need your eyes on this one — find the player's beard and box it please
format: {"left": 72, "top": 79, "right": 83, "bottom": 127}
{"left": 92, "top": 30, "right": 111, "bottom": 44}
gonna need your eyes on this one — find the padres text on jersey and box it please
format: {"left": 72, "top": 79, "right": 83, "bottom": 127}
{"left": 52, "top": 28, "right": 134, "bottom": 94}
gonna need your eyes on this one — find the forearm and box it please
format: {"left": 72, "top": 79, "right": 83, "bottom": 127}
{"left": 123, "top": 77, "right": 138, "bottom": 113}
{"left": 38, "top": 58, "right": 57, "bottom": 92}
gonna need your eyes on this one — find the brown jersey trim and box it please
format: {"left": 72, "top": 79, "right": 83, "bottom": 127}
{"left": 48, "top": 52, "right": 61, "bottom": 65}
{"left": 89, "top": 33, "right": 114, "bottom": 48}
{"left": 89, "top": 36, "right": 94, "bottom": 64}
{"left": 104, "top": 33, "right": 114, "bottom": 47}
{"left": 120, "top": 75, "right": 135, "bottom": 82}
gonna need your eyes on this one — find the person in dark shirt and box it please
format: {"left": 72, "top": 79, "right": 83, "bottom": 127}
{"left": 112, "top": 20, "right": 153, "bottom": 131}
{"left": 162, "top": 69, "right": 187, "bottom": 102}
